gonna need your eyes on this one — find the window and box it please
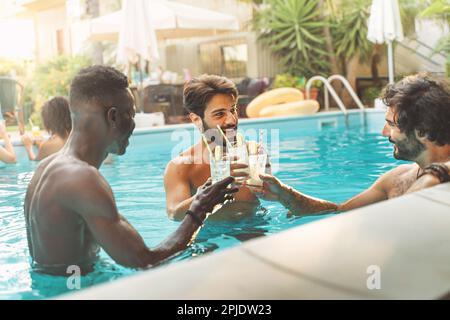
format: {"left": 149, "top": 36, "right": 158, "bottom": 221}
{"left": 199, "top": 38, "right": 248, "bottom": 78}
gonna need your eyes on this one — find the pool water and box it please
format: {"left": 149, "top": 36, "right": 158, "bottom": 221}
{"left": 0, "top": 112, "right": 403, "bottom": 299}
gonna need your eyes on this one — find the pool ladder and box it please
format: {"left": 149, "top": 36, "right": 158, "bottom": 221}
{"left": 305, "top": 74, "right": 366, "bottom": 126}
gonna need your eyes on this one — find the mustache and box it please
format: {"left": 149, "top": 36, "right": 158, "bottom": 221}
{"left": 221, "top": 126, "right": 237, "bottom": 131}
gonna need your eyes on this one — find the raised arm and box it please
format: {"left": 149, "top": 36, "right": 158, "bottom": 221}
{"left": 21, "top": 133, "right": 37, "bottom": 161}
{"left": 255, "top": 172, "right": 388, "bottom": 215}
{"left": 64, "top": 167, "right": 236, "bottom": 268}
{"left": 164, "top": 161, "right": 195, "bottom": 220}
{"left": 0, "top": 122, "right": 16, "bottom": 164}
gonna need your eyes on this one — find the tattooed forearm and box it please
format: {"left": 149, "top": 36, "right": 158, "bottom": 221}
{"left": 278, "top": 184, "right": 338, "bottom": 215}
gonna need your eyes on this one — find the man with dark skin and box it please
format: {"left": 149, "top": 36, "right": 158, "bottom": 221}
{"left": 24, "top": 66, "right": 236, "bottom": 275}
{"left": 251, "top": 74, "right": 450, "bottom": 215}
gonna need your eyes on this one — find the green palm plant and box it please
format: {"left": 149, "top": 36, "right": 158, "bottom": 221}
{"left": 332, "top": 0, "right": 373, "bottom": 64}
{"left": 252, "top": 0, "right": 329, "bottom": 77}
{"left": 331, "top": 0, "right": 422, "bottom": 83}
{"left": 419, "top": 0, "right": 450, "bottom": 75}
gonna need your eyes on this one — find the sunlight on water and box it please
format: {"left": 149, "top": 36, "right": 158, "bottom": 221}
{"left": 0, "top": 124, "right": 402, "bottom": 299}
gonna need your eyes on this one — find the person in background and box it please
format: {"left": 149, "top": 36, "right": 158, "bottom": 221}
{"left": 22, "top": 96, "right": 71, "bottom": 161}
{"left": 0, "top": 119, "right": 16, "bottom": 164}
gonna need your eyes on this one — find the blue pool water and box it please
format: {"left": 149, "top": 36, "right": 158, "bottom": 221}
{"left": 0, "top": 111, "right": 403, "bottom": 299}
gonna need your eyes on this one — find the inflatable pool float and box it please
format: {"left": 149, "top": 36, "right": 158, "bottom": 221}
{"left": 259, "top": 100, "right": 320, "bottom": 118}
{"left": 246, "top": 87, "right": 304, "bottom": 118}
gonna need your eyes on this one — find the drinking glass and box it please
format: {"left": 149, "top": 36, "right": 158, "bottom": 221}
{"left": 247, "top": 153, "right": 267, "bottom": 187}
{"left": 227, "top": 141, "right": 249, "bottom": 183}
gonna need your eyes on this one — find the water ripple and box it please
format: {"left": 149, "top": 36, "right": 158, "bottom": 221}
{"left": 0, "top": 126, "right": 402, "bottom": 299}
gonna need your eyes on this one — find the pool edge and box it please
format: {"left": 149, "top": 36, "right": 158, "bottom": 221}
{"left": 58, "top": 182, "right": 450, "bottom": 300}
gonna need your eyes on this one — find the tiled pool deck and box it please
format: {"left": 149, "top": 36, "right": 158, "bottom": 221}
{"left": 61, "top": 182, "right": 450, "bottom": 300}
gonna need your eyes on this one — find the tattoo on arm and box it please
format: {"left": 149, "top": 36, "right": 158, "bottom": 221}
{"left": 279, "top": 184, "right": 338, "bottom": 215}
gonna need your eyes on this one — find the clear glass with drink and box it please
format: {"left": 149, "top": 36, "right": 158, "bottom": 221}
{"left": 210, "top": 146, "right": 231, "bottom": 184}
{"left": 209, "top": 146, "right": 232, "bottom": 214}
{"left": 247, "top": 153, "right": 267, "bottom": 187}
{"left": 227, "top": 134, "right": 249, "bottom": 183}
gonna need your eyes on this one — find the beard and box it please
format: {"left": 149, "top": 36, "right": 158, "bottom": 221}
{"left": 201, "top": 120, "right": 237, "bottom": 146}
{"left": 108, "top": 135, "right": 131, "bottom": 156}
{"left": 389, "top": 134, "right": 425, "bottom": 161}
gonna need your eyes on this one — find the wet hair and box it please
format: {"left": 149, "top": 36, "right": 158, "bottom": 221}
{"left": 69, "top": 65, "right": 129, "bottom": 112}
{"left": 183, "top": 74, "right": 238, "bottom": 118}
{"left": 41, "top": 96, "right": 71, "bottom": 137}
{"left": 381, "top": 73, "right": 450, "bottom": 145}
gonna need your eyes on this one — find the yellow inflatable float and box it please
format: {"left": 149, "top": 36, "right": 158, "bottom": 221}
{"left": 259, "top": 100, "right": 320, "bottom": 118}
{"left": 246, "top": 87, "right": 304, "bottom": 118}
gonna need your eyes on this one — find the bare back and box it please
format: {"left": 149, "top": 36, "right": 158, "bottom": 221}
{"left": 24, "top": 153, "right": 99, "bottom": 274}
{"left": 36, "top": 135, "right": 67, "bottom": 161}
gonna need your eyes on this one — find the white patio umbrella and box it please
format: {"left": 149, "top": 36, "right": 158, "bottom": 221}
{"left": 117, "top": 0, "right": 159, "bottom": 65}
{"left": 116, "top": 0, "right": 159, "bottom": 112}
{"left": 367, "top": 0, "right": 404, "bottom": 84}
{"left": 88, "top": 0, "right": 239, "bottom": 42}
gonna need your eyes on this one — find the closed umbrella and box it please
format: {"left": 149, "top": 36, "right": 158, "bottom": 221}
{"left": 367, "top": 0, "right": 404, "bottom": 84}
{"left": 117, "top": 0, "right": 159, "bottom": 65}
{"left": 117, "top": 0, "right": 159, "bottom": 112}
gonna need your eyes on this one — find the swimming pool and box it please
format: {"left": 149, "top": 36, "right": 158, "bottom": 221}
{"left": 0, "top": 109, "right": 403, "bottom": 299}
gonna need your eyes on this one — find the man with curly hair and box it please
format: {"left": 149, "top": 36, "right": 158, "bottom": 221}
{"left": 250, "top": 73, "right": 450, "bottom": 215}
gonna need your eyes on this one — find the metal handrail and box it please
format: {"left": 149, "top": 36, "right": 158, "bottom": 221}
{"left": 402, "top": 37, "right": 447, "bottom": 60}
{"left": 305, "top": 76, "right": 348, "bottom": 115}
{"left": 397, "top": 41, "right": 444, "bottom": 67}
{"left": 327, "top": 74, "right": 365, "bottom": 110}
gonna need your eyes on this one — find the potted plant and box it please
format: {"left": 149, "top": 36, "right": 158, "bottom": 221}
{"left": 273, "top": 74, "right": 320, "bottom": 101}
{"left": 305, "top": 79, "right": 322, "bottom": 101}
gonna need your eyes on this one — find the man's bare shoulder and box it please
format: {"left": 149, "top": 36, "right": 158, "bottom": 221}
{"left": 377, "top": 163, "right": 419, "bottom": 197}
{"left": 383, "top": 163, "right": 418, "bottom": 178}
{"left": 165, "top": 145, "right": 198, "bottom": 174}
{"left": 39, "top": 154, "right": 104, "bottom": 191}
{"left": 370, "top": 164, "right": 416, "bottom": 189}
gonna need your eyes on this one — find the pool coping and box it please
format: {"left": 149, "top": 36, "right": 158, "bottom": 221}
{"left": 2, "top": 109, "right": 382, "bottom": 146}
{"left": 132, "top": 109, "right": 377, "bottom": 135}
{"left": 59, "top": 182, "right": 450, "bottom": 300}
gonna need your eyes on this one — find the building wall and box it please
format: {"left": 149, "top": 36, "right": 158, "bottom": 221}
{"left": 175, "top": 0, "right": 253, "bottom": 29}
{"left": 33, "top": 4, "right": 69, "bottom": 62}
{"left": 163, "top": 31, "right": 282, "bottom": 80}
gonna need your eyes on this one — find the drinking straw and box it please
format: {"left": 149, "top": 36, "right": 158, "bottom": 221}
{"left": 258, "top": 129, "right": 264, "bottom": 154}
{"left": 201, "top": 134, "right": 213, "bottom": 156}
{"left": 216, "top": 125, "right": 232, "bottom": 148}
{"left": 236, "top": 132, "right": 244, "bottom": 147}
